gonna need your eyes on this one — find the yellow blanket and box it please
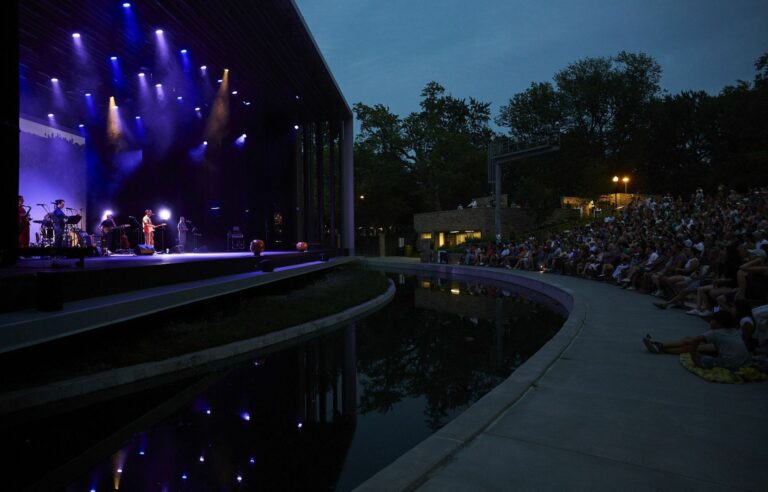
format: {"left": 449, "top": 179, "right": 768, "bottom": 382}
{"left": 679, "top": 353, "right": 768, "bottom": 383}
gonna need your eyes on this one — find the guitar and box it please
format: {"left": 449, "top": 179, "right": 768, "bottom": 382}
{"left": 143, "top": 222, "right": 167, "bottom": 233}
{"left": 100, "top": 223, "right": 130, "bottom": 234}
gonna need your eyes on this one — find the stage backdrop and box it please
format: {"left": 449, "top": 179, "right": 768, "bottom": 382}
{"left": 19, "top": 118, "right": 88, "bottom": 238}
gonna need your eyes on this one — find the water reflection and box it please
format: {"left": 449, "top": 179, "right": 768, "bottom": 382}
{"left": 6, "top": 272, "right": 564, "bottom": 491}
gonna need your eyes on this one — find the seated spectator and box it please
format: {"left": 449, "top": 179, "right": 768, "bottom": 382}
{"left": 643, "top": 311, "right": 751, "bottom": 370}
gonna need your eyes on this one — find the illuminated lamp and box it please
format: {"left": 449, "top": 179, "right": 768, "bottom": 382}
{"left": 249, "top": 239, "right": 265, "bottom": 256}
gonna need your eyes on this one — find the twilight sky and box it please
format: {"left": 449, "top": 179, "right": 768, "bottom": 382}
{"left": 294, "top": 0, "right": 768, "bottom": 123}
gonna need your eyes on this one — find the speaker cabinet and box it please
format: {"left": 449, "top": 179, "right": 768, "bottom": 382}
{"left": 135, "top": 244, "right": 156, "bottom": 255}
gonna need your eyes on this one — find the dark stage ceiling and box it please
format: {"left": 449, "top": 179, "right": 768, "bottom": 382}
{"left": 19, "top": 0, "right": 351, "bottom": 130}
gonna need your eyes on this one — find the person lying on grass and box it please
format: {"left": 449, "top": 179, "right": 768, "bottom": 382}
{"left": 643, "top": 311, "right": 752, "bottom": 370}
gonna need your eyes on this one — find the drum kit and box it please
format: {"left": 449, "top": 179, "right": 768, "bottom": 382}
{"left": 32, "top": 210, "right": 92, "bottom": 248}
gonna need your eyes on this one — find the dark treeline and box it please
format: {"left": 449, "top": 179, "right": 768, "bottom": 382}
{"left": 354, "top": 51, "right": 768, "bottom": 228}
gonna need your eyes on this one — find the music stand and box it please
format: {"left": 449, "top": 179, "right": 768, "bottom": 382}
{"left": 129, "top": 217, "right": 142, "bottom": 247}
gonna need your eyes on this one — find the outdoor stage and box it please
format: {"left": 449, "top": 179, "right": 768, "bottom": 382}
{"left": 0, "top": 249, "right": 342, "bottom": 314}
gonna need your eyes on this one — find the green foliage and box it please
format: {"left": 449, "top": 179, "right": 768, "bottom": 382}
{"left": 354, "top": 51, "right": 768, "bottom": 229}
{"left": 354, "top": 82, "right": 493, "bottom": 226}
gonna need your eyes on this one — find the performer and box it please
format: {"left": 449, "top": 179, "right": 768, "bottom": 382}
{"left": 177, "top": 216, "right": 188, "bottom": 251}
{"left": 52, "top": 199, "right": 67, "bottom": 248}
{"left": 100, "top": 213, "right": 118, "bottom": 254}
{"left": 18, "top": 195, "right": 30, "bottom": 248}
{"left": 142, "top": 209, "right": 156, "bottom": 246}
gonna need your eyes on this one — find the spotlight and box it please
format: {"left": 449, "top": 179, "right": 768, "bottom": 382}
{"left": 138, "top": 72, "right": 145, "bottom": 77}
{"left": 85, "top": 93, "right": 91, "bottom": 97}
{"left": 231, "top": 90, "right": 238, "bottom": 95}
{"left": 110, "top": 56, "right": 118, "bottom": 61}
{"left": 295, "top": 95, "right": 300, "bottom": 100}
{"left": 243, "top": 101, "right": 251, "bottom": 106}
{"left": 72, "top": 32, "right": 80, "bottom": 38}
{"left": 194, "top": 107, "right": 201, "bottom": 111}
{"left": 241, "top": 412, "right": 251, "bottom": 421}
{"left": 177, "top": 96, "right": 183, "bottom": 100}
{"left": 101, "top": 209, "right": 113, "bottom": 221}
{"left": 78, "top": 123, "right": 84, "bottom": 128}
{"left": 180, "top": 49, "right": 187, "bottom": 54}
{"left": 122, "top": 2, "right": 131, "bottom": 7}
{"left": 293, "top": 124, "right": 299, "bottom": 130}
{"left": 158, "top": 208, "right": 171, "bottom": 221}
{"left": 249, "top": 457, "right": 255, "bottom": 465}
{"left": 199, "top": 456, "right": 205, "bottom": 463}
{"left": 155, "top": 29, "right": 163, "bottom": 35}
{"left": 181, "top": 474, "right": 188, "bottom": 480}
{"left": 155, "top": 83, "right": 162, "bottom": 88}
{"left": 217, "top": 79, "right": 222, "bottom": 83}
{"left": 224, "top": 68, "right": 229, "bottom": 73}
{"left": 237, "top": 475, "right": 243, "bottom": 483}
{"left": 50, "top": 77, "right": 58, "bottom": 82}
{"left": 241, "top": 133, "right": 247, "bottom": 139}
{"left": 200, "top": 65, "right": 207, "bottom": 70}
{"left": 135, "top": 115, "right": 141, "bottom": 119}
{"left": 47, "top": 113, "right": 54, "bottom": 118}
{"left": 203, "top": 140, "right": 208, "bottom": 146}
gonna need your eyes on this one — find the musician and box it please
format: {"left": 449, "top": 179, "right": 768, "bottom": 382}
{"left": 18, "top": 195, "right": 30, "bottom": 248}
{"left": 100, "top": 213, "right": 118, "bottom": 254}
{"left": 177, "top": 216, "right": 188, "bottom": 251}
{"left": 142, "top": 209, "right": 155, "bottom": 246}
{"left": 52, "top": 199, "right": 66, "bottom": 248}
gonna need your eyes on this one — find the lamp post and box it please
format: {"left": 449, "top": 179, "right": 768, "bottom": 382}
{"left": 622, "top": 176, "right": 629, "bottom": 194}
{"left": 612, "top": 175, "right": 619, "bottom": 209}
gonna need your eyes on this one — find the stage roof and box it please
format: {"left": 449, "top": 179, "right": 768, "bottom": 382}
{"left": 19, "top": 0, "right": 351, "bottom": 130}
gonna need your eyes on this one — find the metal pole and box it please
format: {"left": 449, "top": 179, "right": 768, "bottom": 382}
{"left": 494, "top": 161, "right": 501, "bottom": 241}
{"left": 341, "top": 116, "right": 355, "bottom": 255}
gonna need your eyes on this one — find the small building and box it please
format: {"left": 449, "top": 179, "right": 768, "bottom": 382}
{"left": 414, "top": 196, "right": 578, "bottom": 251}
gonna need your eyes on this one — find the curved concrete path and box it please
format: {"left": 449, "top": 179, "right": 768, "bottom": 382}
{"left": 361, "top": 258, "right": 767, "bottom": 492}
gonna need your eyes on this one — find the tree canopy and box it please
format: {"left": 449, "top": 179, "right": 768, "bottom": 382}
{"left": 353, "top": 51, "right": 768, "bottom": 228}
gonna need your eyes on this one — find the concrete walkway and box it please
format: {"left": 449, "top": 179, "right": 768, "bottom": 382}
{"left": 361, "top": 259, "right": 767, "bottom": 491}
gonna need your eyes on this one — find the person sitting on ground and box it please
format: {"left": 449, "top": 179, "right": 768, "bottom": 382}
{"left": 643, "top": 311, "right": 752, "bottom": 370}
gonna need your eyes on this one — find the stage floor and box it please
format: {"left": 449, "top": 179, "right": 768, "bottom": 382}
{"left": 5, "top": 251, "right": 295, "bottom": 275}
{"left": 0, "top": 249, "right": 343, "bottom": 313}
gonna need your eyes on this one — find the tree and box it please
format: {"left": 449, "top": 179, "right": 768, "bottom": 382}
{"left": 354, "top": 82, "right": 493, "bottom": 223}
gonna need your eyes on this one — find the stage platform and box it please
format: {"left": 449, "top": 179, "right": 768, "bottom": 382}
{"left": 0, "top": 249, "right": 343, "bottom": 314}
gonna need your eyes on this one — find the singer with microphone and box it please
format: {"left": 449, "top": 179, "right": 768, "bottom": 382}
{"left": 18, "top": 195, "right": 31, "bottom": 248}
{"left": 177, "top": 216, "right": 189, "bottom": 252}
{"left": 52, "top": 199, "right": 67, "bottom": 248}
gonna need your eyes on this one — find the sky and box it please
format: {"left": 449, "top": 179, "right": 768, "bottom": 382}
{"left": 294, "top": 0, "right": 768, "bottom": 124}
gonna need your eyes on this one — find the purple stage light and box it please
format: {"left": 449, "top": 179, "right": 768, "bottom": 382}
{"left": 203, "top": 140, "right": 208, "bottom": 146}
{"left": 205, "top": 408, "right": 212, "bottom": 415}
{"left": 199, "top": 456, "right": 205, "bottom": 462}
{"left": 110, "top": 56, "right": 118, "bottom": 61}
{"left": 122, "top": 2, "right": 131, "bottom": 7}
{"left": 85, "top": 93, "right": 91, "bottom": 97}
{"left": 50, "top": 77, "right": 58, "bottom": 82}
{"left": 155, "top": 29, "right": 163, "bottom": 35}
{"left": 293, "top": 124, "right": 299, "bottom": 130}
{"left": 135, "top": 116, "right": 141, "bottom": 119}
{"left": 139, "top": 450, "right": 145, "bottom": 456}
{"left": 181, "top": 474, "right": 188, "bottom": 480}
{"left": 117, "top": 468, "right": 123, "bottom": 474}
{"left": 47, "top": 113, "right": 54, "bottom": 118}
{"left": 177, "top": 96, "right": 183, "bottom": 100}
{"left": 78, "top": 123, "right": 84, "bottom": 128}
{"left": 101, "top": 210, "right": 113, "bottom": 221}
{"left": 200, "top": 65, "right": 207, "bottom": 71}
{"left": 72, "top": 32, "right": 80, "bottom": 38}
{"left": 180, "top": 49, "right": 187, "bottom": 54}
{"left": 159, "top": 209, "right": 171, "bottom": 221}
{"left": 236, "top": 475, "right": 243, "bottom": 483}
{"left": 243, "top": 101, "right": 251, "bottom": 106}
{"left": 155, "top": 83, "right": 162, "bottom": 88}
{"left": 249, "top": 457, "right": 255, "bottom": 464}
{"left": 194, "top": 107, "right": 201, "bottom": 111}
{"left": 295, "top": 95, "right": 300, "bottom": 100}
{"left": 231, "top": 90, "right": 238, "bottom": 95}
{"left": 240, "top": 412, "right": 250, "bottom": 421}
{"left": 138, "top": 72, "right": 145, "bottom": 77}
{"left": 217, "top": 79, "right": 222, "bottom": 83}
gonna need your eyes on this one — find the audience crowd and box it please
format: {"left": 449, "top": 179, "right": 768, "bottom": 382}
{"left": 453, "top": 186, "right": 768, "bottom": 370}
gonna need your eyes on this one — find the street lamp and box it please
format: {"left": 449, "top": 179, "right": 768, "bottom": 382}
{"left": 612, "top": 176, "right": 619, "bottom": 208}
{"left": 622, "top": 176, "right": 629, "bottom": 194}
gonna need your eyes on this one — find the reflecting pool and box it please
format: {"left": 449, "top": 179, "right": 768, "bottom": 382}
{"left": 6, "top": 271, "right": 566, "bottom": 491}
